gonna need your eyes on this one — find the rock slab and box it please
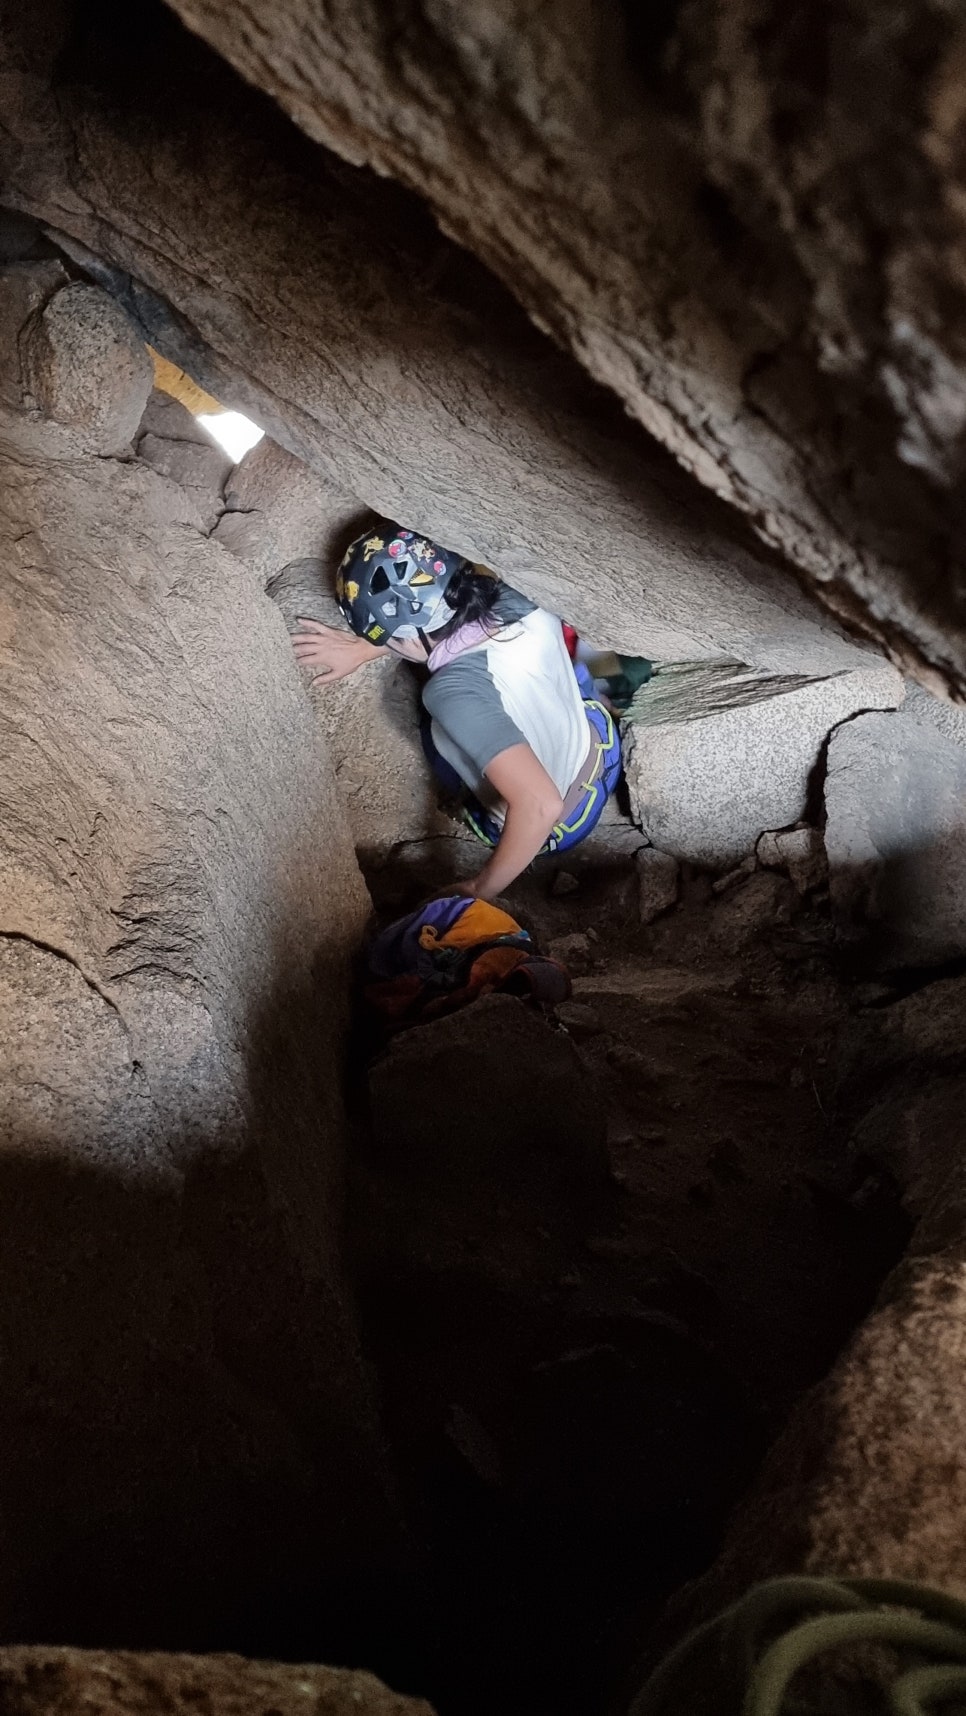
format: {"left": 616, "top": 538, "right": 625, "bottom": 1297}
{"left": 825, "top": 708, "right": 966, "bottom": 968}
{"left": 136, "top": 388, "right": 233, "bottom": 532}
{"left": 0, "top": 1648, "right": 434, "bottom": 1716}
{"left": 624, "top": 662, "right": 901, "bottom": 869}
{"left": 636, "top": 847, "right": 679, "bottom": 923}
{"left": 23, "top": 280, "right": 152, "bottom": 453}
{"left": 0, "top": 374, "right": 392, "bottom": 1641}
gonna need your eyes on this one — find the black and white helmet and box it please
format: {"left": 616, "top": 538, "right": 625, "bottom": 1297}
{"left": 336, "top": 526, "right": 467, "bottom": 646}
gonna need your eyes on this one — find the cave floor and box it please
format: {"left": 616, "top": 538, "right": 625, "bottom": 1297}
{"left": 345, "top": 815, "right": 907, "bottom": 1716}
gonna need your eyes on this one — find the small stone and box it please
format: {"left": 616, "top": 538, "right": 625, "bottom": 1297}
{"left": 555, "top": 1000, "right": 603, "bottom": 1040}
{"left": 756, "top": 830, "right": 783, "bottom": 869}
{"left": 550, "top": 869, "right": 580, "bottom": 896}
{"left": 23, "top": 281, "right": 153, "bottom": 454}
{"left": 547, "top": 931, "right": 593, "bottom": 969}
{"left": 774, "top": 825, "right": 828, "bottom": 894}
{"left": 712, "top": 853, "right": 757, "bottom": 894}
{"left": 636, "top": 846, "right": 679, "bottom": 923}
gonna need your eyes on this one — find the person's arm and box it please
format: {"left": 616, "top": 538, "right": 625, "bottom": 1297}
{"left": 291, "top": 616, "right": 384, "bottom": 685}
{"left": 462, "top": 743, "right": 564, "bottom": 900}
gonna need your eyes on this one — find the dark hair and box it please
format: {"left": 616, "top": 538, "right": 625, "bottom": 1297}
{"left": 434, "top": 563, "right": 503, "bottom": 641}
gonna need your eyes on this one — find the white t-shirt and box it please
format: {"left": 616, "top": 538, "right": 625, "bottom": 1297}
{"left": 421, "top": 586, "right": 589, "bottom": 822}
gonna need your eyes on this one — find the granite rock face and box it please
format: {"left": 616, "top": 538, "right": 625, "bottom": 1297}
{"left": 0, "top": 276, "right": 392, "bottom": 1641}
{"left": 825, "top": 708, "right": 966, "bottom": 969}
{"left": 0, "top": 1647, "right": 435, "bottom": 1716}
{"left": 266, "top": 556, "right": 445, "bottom": 858}
{"left": 135, "top": 387, "right": 233, "bottom": 532}
{"left": 623, "top": 661, "right": 901, "bottom": 869}
{"left": 167, "top": 0, "right": 966, "bottom": 696}
{"left": 0, "top": 1, "right": 881, "bottom": 681}
{"left": 213, "top": 434, "right": 363, "bottom": 585}
{"left": 23, "top": 280, "right": 153, "bottom": 453}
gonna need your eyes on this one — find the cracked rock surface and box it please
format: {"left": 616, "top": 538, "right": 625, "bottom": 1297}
{"left": 166, "top": 0, "right": 966, "bottom": 694}
{"left": 0, "top": 376, "right": 395, "bottom": 1641}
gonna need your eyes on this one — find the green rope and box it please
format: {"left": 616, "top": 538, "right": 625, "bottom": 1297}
{"left": 748, "top": 1611, "right": 966, "bottom": 1716}
{"left": 629, "top": 1575, "right": 966, "bottom": 1716}
{"left": 890, "top": 1665, "right": 966, "bottom": 1715}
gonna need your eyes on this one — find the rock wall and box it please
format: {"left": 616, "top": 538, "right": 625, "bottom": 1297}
{"left": 0, "top": 267, "right": 393, "bottom": 1646}
{"left": 640, "top": 964, "right": 966, "bottom": 1668}
{"left": 0, "top": 0, "right": 881, "bottom": 680}
{"left": 166, "top": 0, "right": 966, "bottom": 696}
{"left": 0, "top": 1646, "right": 434, "bottom": 1716}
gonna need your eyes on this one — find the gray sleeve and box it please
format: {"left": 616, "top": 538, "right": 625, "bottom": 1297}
{"left": 422, "top": 654, "right": 526, "bottom": 776}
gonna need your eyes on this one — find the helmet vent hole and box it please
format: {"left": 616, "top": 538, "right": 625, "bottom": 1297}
{"left": 370, "top": 566, "right": 390, "bottom": 593}
{"left": 394, "top": 559, "right": 410, "bottom": 579}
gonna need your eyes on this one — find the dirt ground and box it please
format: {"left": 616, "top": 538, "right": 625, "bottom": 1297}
{"left": 347, "top": 813, "right": 908, "bottom": 1716}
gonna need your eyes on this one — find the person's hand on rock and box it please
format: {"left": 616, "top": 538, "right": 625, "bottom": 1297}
{"left": 291, "top": 617, "right": 382, "bottom": 685}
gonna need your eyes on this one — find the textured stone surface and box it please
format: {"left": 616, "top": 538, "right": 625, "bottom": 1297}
{"left": 214, "top": 435, "right": 362, "bottom": 584}
{"left": 22, "top": 281, "right": 152, "bottom": 453}
{"left": 904, "top": 680, "right": 966, "bottom": 751}
{"left": 636, "top": 848, "right": 679, "bottom": 925}
{"left": 0, "top": 384, "right": 393, "bottom": 1640}
{"left": 0, "top": 1, "right": 878, "bottom": 678}
{"left": 851, "top": 1075, "right": 966, "bottom": 1225}
{"left": 135, "top": 388, "right": 232, "bottom": 533}
{"left": 623, "top": 663, "right": 901, "bottom": 869}
{"left": 367, "top": 993, "right": 608, "bottom": 1213}
{"left": 166, "top": 0, "right": 966, "bottom": 695}
{"left": 826, "top": 709, "right": 966, "bottom": 969}
{"left": 0, "top": 261, "right": 68, "bottom": 409}
{"left": 266, "top": 557, "right": 446, "bottom": 857}
{"left": 756, "top": 826, "right": 827, "bottom": 895}
{"left": 671, "top": 1150, "right": 966, "bottom": 1609}
{"left": 0, "top": 1647, "right": 434, "bottom": 1715}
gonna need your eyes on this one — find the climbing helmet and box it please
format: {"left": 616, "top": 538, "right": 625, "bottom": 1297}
{"left": 336, "top": 527, "right": 467, "bottom": 646}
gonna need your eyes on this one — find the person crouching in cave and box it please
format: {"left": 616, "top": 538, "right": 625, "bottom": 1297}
{"left": 290, "top": 526, "right": 622, "bottom": 900}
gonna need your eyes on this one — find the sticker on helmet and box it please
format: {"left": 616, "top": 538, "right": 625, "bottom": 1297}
{"left": 366, "top": 623, "right": 386, "bottom": 640}
{"left": 362, "top": 536, "right": 385, "bottom": 561}
{"left": 411, "top": 539, "right": 433, "bottom": 560}
{"left": 398, "top": 529, "right": 413, "bottom": 540}
{"left": 433, "top": 560, "right": 445, "bottom": 573}
{"left": 387, "top": 540, "right": 403, "bottom": 557}
{"left": 344, "top": 579, "right": 360, "bottom": 601}
{"left": 409, "top": 570, "right": 435, "bottom": 586}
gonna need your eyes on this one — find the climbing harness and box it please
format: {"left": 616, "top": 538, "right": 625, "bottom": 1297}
{"left": 462, "top": 699, "right": 622, "bottom": 855}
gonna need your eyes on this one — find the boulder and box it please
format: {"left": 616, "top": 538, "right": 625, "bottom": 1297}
{"left": 0, "top": 1647, "right": 433, "bottom": 1716}
{"left": 825, "top": 709, "right": 966, "bottom": 969}
{"left": 213, "top": 434, "right": 363, "bottom": 584}
{"left": 165, "top": 0, "right": 966, "bottom": 695}
{"left": 636, "top": 847, "right": 679, "bottom": 924}
{"left": 850, "top": 1074, "right": 966, "bottom": 1224}
{"left": 0, "top": 397, "right": 395, "bottom": 1642}
{"left": 368, "top": 994, "right": 607, "bottom": 1194}
{"left": 0, "top": 2, "right": 884, "bottom": 679}
{"left": 0, "top": 260, "right": 68, "bottom": 410}
{"left": 904, "top": 680, "right": 966, "bottom": 751}
{"left": 267, "top": 557, "right": 446, "bottom": 858}
{"left": 135, "top": 388, "right": 233, "bottom": 532}
{"left": 670, "top": 1151, "right": 966, "bottom": 1607}
{"left": 623, "top": 660, "right": 901, "bottom": 869}
{"left": 21, "top": 281, "right": 152, "bottom": 453}
{"left": 756, "top": 826, "right": 827, "bottom": 894}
